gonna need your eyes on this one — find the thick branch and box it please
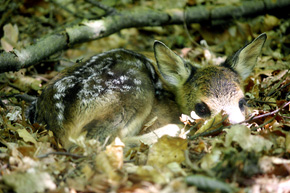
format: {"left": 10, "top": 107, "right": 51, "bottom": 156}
{"left": 0, "top": 0, "right": 289, "bottom": 73}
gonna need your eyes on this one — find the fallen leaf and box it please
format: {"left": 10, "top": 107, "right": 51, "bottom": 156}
{"left": 147, "top": 135, "right": 187, "bottom": 167}
{"left": 167, "top": 162, "right": 187, "bottom": 176}
{"left": 259, "top": 156, "right": 290, "bottom": 176}
{"left": 95, "top": 137, "right": 124, "bottom": 182}
{"left": 3, "top": 169, "right": 56, "bottom": 193}
{"left": 0, "top": 23, "right": 19, "bottom": 52}
{"left": 13, "top": 76, "right": 42, "bottom": 92}
{"left": 200, "top": 147, "right": 223, "bottom": 170}
{"left": 224, "top": 125, "right": 273, "bottom": 152}
{"left": 262, "top": 14, "right": 280, "bottom": 31}
{"left": 6, "top": 107, "right": 22, "bottom": 121}
{"left": 16, "top": 129, "right": 37, "bottom": 145}
{"left": 128, "top": 165, "right": 167, "bottom": 184}
{"left": 105, "top": 137, "right": 125, "bottom": 169}
{"left": 195, "top": 111, "right": 226, "bottom": 135}
{"left": 186, "top": 174, "right": 234, "bottom": 193}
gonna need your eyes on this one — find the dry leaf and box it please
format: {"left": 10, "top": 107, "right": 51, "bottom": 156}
{"left": 16, "top": 129, "right": 37, "bottom": 145}
{"left": 13, "top": 76, "right": 42, "bottom": 92}
{"left": 105, "top": 137, "right": 125, "bottom": 169}
{"left": 0, "top": 23, "right": 19, "bottom": 52}
{"left": 195, "top": 111, "right": 225, "bottom": 135}
{"left": 6, "top": 107, "right": 22, "bottom": 121}
{"left": 262, "top": 14, "right": 280, "bottom": 31}
{"left": 3, "top": 169, "right": 56, "bottom": 193}
{"left": 147, "top": 135, "right": 187, "bottom": 167}
{"left": 259, "top": 156, "right": 290, "bottom": 175}
{"left": 224, "top": 125, "right": 273, "bottom": 152}
{"left": 129, "top": 165, "right": 167, "bottom": 184}
{"left": 95, "top": 137, "right": 124, "bottom": 182}
{"left": 95, "top": 151, "right": 120, "bottom": 182}
{"left": 200, "top": 146, "right": 223, "bottom": 170}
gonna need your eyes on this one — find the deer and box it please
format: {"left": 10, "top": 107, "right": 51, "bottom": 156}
{"left": 28, "top": 33, "right": 267, "bottom": 150}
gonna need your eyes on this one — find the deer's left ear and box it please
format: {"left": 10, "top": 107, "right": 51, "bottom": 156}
{"left": 223, "top": 33, "right": 267, "bottom": 80}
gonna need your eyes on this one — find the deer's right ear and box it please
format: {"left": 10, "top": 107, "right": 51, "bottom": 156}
{"left": 154, "top": 41, "right": 192, "bottom": 89}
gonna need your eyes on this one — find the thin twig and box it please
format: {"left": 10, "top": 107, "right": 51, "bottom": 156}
{"left": 85, "top": 0, "right": 118, "bottom": 16}
{"left": 189, "top": 125, "right": 224, "bottom": 140}
{"left": 183, "top": 6, "right": 201, "bottom": 48}
{"left": 280, "top": 81, "right": 290, "bottom": 91}
{"left": 49, "top": 0, "right": 85, "bottom": 19}
{"left": 242, "top": 101, "right": 290, "bottom": 123}
{"left": 2, "top": 93, "right": 36, "bottom": 103}
{"left": 267, "top": 71, "right": 290, "bottom": 97}
{"left": 247, "top": 98, "right": 276, "bottom": 104}
{"left": 37, "top": 151, "right": 85, "bottom": 159}
{"left": 189, "top": 121, "right": 203, "bottom": 131}
{"left": 280, "top": 115, "right": 290, "bottom": 120}
{"left": 251, "top": 115, "right": 277, "bottom": 131}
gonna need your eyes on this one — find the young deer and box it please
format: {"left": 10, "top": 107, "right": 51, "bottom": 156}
{"left": 28, "top": 33, "right": 267, "bottom": 150}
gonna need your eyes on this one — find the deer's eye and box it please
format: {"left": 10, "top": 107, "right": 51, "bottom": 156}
{"left": 195, "top": 102, "right": 211, "bottom": 118}
{"left": 239, "top": 98, "right": 247, "bottom": 111}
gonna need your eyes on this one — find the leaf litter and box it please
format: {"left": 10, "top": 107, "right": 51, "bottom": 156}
{"left": 0, "top": 1, "right": 290, "bottom": 193}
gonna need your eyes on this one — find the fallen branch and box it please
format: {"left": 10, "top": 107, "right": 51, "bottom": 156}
{"left": 0, "top": 0, "right": 289, "bottom": 73}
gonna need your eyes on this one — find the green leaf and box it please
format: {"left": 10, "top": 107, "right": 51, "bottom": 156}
{"left": 16, "top": 129, "right": 37, "bottom": 145}
{"left": 224, "top": 125, "right": 273, "bottom": 152}
{"left": 186, "top": 174, "right": 235, "bottom": 193}
{"left": 3, "top": 170, "right": 56, "bottom": 193}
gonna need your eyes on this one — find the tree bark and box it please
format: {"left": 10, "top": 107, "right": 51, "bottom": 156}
{"left": 0, "top": 0, "right": 289, "bottom": 73}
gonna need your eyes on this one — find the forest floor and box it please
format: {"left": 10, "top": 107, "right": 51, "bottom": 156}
{"left": 0, "top": 0, "right": 290, "bottom": 193}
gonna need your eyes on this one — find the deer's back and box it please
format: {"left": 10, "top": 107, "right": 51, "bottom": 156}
{"left": 33, "top": 49, "right": 161, "bottom": 148}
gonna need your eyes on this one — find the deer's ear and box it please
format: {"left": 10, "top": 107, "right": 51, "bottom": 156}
{"left": 154, "top": 41, "right": 192, "bottom": 89}
{"left": 223, "top": 33, "right": 267, "bottom": 80}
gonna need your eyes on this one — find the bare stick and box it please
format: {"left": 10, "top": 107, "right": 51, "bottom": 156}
{"left": 37, "top": 151, "right": 85, "bottom": 159}
{"left": 1, "top": 0, "right": 290, "bottom": 73}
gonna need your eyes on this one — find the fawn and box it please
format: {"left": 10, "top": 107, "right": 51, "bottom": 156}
{"left": 28, "top": 33, "right": 267, "bottom": 149}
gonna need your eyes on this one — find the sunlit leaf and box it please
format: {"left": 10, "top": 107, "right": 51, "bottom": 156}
{"left": 3, "top": 170, "right": 56, "bottom": 193}
{"left": 16, "top": 129, "right": 37, "bottom": 145}
{"left": 0, "top": 23, "right": 19, "bottom": 52}
{"left": 147, "top": 135, "right": 187, "bottom": 167}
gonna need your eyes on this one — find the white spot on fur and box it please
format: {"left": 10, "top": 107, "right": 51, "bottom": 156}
{"left": 54, "top": 76, "right": 73, "bottom": 92}
{"left": 57, "top": 113, "right": 64, "bottom": 122}
{"left": 108, "top": 71, "right": 114, "bottom": 76}
{"left": 120, "top": 75, "right": 128, "bottom": 83}
{"left": 53, "top": 76, "right": 76, "bottom": 123}
{"left": 122, "top": 85, "right": 131, "bottom": 91}
{"left": 133, "top": 79, "right": 142, "bottom": 85}
{"left": 55, "top": 102, "right": 64, "bottom": 109}
{"left": 112, "top": 79, "right": 121, "bottom": 84}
